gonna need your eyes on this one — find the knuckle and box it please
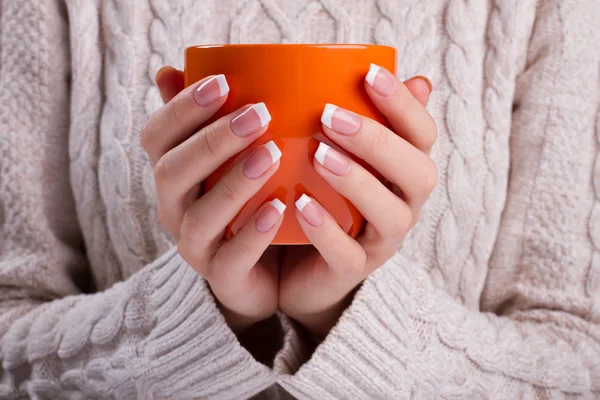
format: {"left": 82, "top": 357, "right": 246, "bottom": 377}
{"left": 177, "top": 241, "right": 209, "bottom": 275}
{"left": 323, "top": 236, "right": 365, "bottom": 276}
{"left": 180, "top": 207, "right": 209, "bottom": 245}
{"left": 352, "top": 171, "right": 372, "bottom": 195}
{"left": 157, "top": 206, "right": 178, "bottom": 239}
{"left": 235, "top": 237, "right": 256, "bottom": 258}
{"left": 391, "top": 209, "right": 412, "bottom": 237}
{"left": 153, "top": 154, "right": 174, "bottom": 192}
{"left": 229, "top": 267, "right": 259, "bottom": 298}
{"left": 206, "top": 256, "right": 226, "bottom": 283}
{"left": 199, "top": 123, "right": 223, "bottom": 157}
{"left": 420, "top": 157, "right": 438, "bottom": 194}
{"left": 386, "top": 219, "right": 405, "bottom": 238}
{"left": 381, "top": 201, "right": 412, "bottom": 238}
{"left": 217, "top": 177, "right": 241, "bottom": 203}
{"left": 168, "top": 94, "right": 187, "bottom": 126}
{"left": 208, "top": 254, "right": 254, "bottom": 290}
{"left": 366, "top": 123, "right": 390, "bottom": 156}
{"left": 341, "top": 259, "right": 365, "bottom": 276}
{"left": 322, "top": 234, "right": 341, "bottom": 253}
{"left": 339, "top": 250, "right": 367, "bottom": 276}
{"left": 139, "top": 119, "right": 155, "bottom": 152}
{"left": 402, "top": 92, "right": 419, "bottom": 116}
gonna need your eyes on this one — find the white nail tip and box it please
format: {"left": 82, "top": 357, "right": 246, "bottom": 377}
{"left": 253, "top": 102, "right": 271, "bottom": 127}
{"left": 315, "top": 142, "right": 330, "bottom": 166}
{"left": 264, "top": 140, "right": 282, "bottom": 164}
{"left": 295, "top": 194, "right": 312, "bottom": 212}
{"left": 366, "top": 63, "right": 380, "bottom": 87}
{"left": 270, "top": 198, "right": 286, "bottom": 215}
{"left": 321, "top": 103, "right": 337, "bottom": 129}
{"left": 215, "top": 74, "right": 230, "bottom": 96}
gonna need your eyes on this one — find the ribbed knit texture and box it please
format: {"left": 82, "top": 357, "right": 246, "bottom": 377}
{"left": 1, "top": 0, "right": 599, "bottom": 399}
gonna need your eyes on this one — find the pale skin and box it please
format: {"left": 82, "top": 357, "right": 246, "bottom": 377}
{"left": 140, "top": 65, "right": 437, "bottom": 336}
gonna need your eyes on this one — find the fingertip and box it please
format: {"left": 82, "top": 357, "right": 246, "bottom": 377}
{"left": 155, "top": 66, "right": 182, "bottom": 84}
{"left": 414, "top": 75, "right": 433, "bottom": 93}
{"left": 254, "top": 198, "right": 286, "bottom": 234}
{"left": 364, "top": 64, "right": 396, "bottom": 97}
{"left": 156, "top": 66, "right": 185, "bottom": 104}
{"left": 404, "top": 76, "right": 432, "bottom": 107}
{"left": 294, "top": 194, "right": 325, "bottom": 228}
{"left": 155, "top": 66, "right": 172, "bottom": 85}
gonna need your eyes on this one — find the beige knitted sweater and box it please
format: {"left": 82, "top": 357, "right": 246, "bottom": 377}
{"left": 1, "top": 0, "right": 599, "bottom": 399}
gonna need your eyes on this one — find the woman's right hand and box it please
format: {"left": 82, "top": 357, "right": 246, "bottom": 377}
{"left": 140, "top": 67, "right": 284, "bottom": 333}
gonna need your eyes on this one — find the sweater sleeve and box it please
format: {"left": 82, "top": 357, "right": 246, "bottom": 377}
{"left": 0, "top": 2, "right": 274, "bottom": 399}
{"left": 278, "top": 1, "right": 600, "bottom": 398}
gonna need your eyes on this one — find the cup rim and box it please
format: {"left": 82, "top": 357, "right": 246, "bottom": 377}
{"left": 185, "top": 43, "right": 395, "bottom": 52}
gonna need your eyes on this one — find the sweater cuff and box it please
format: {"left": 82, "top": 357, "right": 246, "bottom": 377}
{"left": 277, "top": 257, "right": 434, "bottom": 398}
{"left": 136, "top": 248, "right": 275, "bottom": 399}
{"left": 278, "top": 254, "right": 599, "bottom": 398}
{"left": 272, "top": 312, "right": 317, "bottom": 375}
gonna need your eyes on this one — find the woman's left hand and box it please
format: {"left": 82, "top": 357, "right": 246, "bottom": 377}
{"left": 279, "top": 65, "right": 437, "bottom": 338}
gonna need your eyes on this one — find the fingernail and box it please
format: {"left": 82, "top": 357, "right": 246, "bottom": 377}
{"left": 315, "top": 142, "right": 350, "bottom": 176}
{"left": 255, "top": 198, "right": 286, "bottom": 233}
{"left": 231, "top": 103, "right": 271, "bottom": 137}
{"left": 155, "top": 66, "right": 173, "bottom": 85}
{"left": 365, "top": 63, "right": 396, "bottom": 97}
{"left": 295, "top": 194, "right": 324, "bottom": 227}
{"left": 414, "top": 75, "right": 433, "bottom": 93}
{"left": 243, "top": 140, "right": 282, "bottom": 179}
{"left": 321, "top": 104, "right": 361, "bottom": 135}
{"left": 193, "top": 74, "right": 229, "bottom": 107}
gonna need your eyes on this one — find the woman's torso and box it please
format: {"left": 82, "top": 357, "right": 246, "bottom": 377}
{"left": 68, "top": 0, "right": 539, "bottom": 311}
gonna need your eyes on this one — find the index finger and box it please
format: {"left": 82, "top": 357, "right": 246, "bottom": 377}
{"left": 140, "top": 74, "right": 229, "bottom": 163}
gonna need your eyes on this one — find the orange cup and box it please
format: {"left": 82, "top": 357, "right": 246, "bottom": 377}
{"left": 184, "top": 44, "right": 397, "bottom": 245}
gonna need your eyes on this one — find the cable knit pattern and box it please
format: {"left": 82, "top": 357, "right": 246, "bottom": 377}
{"left": 67, "top": 0, "right": 123, "bottom": 291}
{"left": 456, "top": 0, "right": 538, "bottom": 308}
{"left": 2, "top": 251, "right": 275, "bottom": 399}
{"left": 372, "top": 0, "right": 443, "bottom": 282}
{"left": 100, "top": 0, "right": 153, "bottom": 278}
{"left": 434, "top": 0, "right": 490, "bottom": 302}
{"left": 1, "top": 0, "right": 600, "bottom": 398}
{"left": 374, "top": 0, "right": 438, "bottom": 81}
{"left": 280, "top": 255, "right": 600, "bottom": 398}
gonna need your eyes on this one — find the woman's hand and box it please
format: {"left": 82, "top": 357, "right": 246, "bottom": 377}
{"left": 142, "top": 67, "right": 284, "bottom": 333}
{"left": 279, "top": 66, "right": 437, "bottom": 338}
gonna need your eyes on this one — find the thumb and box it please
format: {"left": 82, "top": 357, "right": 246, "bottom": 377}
{"left": 403, "top": 76, "right": 433, "bottom": 107}
{"left": 155, "top": 66, "right": 185, "bottom": 104}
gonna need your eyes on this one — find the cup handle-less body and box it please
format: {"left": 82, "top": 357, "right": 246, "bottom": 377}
{"left": 184, "top": 44, "right": 397, "bottom": 245}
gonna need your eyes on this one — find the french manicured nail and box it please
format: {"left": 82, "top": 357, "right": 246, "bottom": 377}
{"left": 365, "top": 63, "right": 396, "bottom": 97}
{"left": 255, "top": 199, "right": 286, "bottom": 233}
{"left": 315, "top": 142, "right": 350, "bottom": 176}
{"left": 295, "top": 194, "right": 324, "bottom": 227}
{"left": 231, "top": 103, "right": 271, "bottom": 137}
{"left": 243, "top": 140, "right": 282, "bottom": 179}
{"left": 193, "top": 74, "right": 229, "bottom": 107}
{"left": 321, "top": 104, "right": 361, "bottom": 135}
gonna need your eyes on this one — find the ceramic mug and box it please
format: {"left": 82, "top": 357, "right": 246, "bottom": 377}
{"left": 184, "top": 44, "right": 397, "bottom": 244}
